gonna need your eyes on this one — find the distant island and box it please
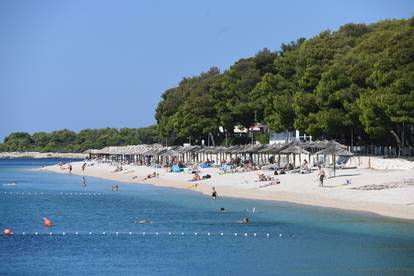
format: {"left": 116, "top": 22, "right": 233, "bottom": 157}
{"left": 1, "top": 17, "right": 413, "bottom": 154}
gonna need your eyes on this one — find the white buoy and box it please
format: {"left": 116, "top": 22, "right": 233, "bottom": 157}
{"left": 220, "top": 233, "right": 224, "bottom": 236}
{"left": 75, "top": 232, "right": 79, "bottom": 235}
{"left": 279, "top": 234, "right": 282, "bottom": 237}
{"left": 207, "top": 232, "right": 210, "bottom": 236}
{"left": 194, "top": 232, "right": 198, "bottom": 235}
{"left": 244, "top": 233, "right": 247, "bottom": 236}
{"left": 116, "top": 232, "right": 119, "bottom": 235}
{"left": 181, "top": 232, "right": 184, "bottom": 235}
{"left": 234, "top": 233, "right": 238, "bottom": 236}
{"left": 168, "top": 232, "right": 171, "bottom": 235}
{"left": 142, "top": 232, "right": 146, "bottom": 235}
{"left": 62, "top": 232, "right": 66, "bottom": 235}
{"left": 253, "top": 233, "right": 257, "bottom": 236}
{"left": 155, "top": 232, "right": 159, "bottom": 235}
{"left": 49, "top": 232, "right": 53, "bottom": 235}
{"left": 266, "top": 233, "right": 270, "bottom": 237}
{"left": 35, "top": 232, "right": 38, "bottom": 235}
{"left": 129, "top": 232, "right": 132, "bottom": 235}
{"left": 89, "top": 232, "right": 92, "bottom": 235}
{"left": 102, "top": 232, "right": 106, "bottom": 235}
{"left": 22, "top": 232, "right": 26, "bottom": 235}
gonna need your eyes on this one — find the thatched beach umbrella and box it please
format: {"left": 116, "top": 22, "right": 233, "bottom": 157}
{"left": 315, "top": 145, "right": 353, "bottom": 176}
{"left": 280, "top": 144, "right": 310, "bottom": 168}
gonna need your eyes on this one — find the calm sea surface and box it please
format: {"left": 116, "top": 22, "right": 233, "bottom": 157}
{"left": 0, "top": 158, "right": 414, "bottom": 275}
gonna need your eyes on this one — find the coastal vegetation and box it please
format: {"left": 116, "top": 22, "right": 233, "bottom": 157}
{"left": 155, "top": 17, "right": 414, "bottom": 148}
{"left": 1, "top": 17, "right": 413, "bottom": 152}
{"left": 0, "top": 127, "right": 158, "bottom": 153}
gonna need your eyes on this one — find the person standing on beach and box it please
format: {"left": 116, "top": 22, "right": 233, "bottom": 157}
{"left": 318, "top": 165, "right": 325, "bottom": 187}
{"left": 82, "top": 163, "right": 86, "bottom": 171}
{"left": 211, "top": 187, "right": 218, "bottom": 199}
{"left": 68, "top": 164, "right": 72, "bottom": 174}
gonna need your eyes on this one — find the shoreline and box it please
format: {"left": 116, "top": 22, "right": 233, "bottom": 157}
{"left": 40, "top": 161, "right": 414, "bottom": 221}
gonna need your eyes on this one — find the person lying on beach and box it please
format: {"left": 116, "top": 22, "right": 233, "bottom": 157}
{"left": 284, "top": 163, "right": 294, "bottom": 171}
{"left": 257, "top": 173, "right": 274, "bottom": 182}
{"left": 114, "top": 165, "right": 123, "bottom": 172}
{"left": 143, "top": 172, "right": 158, "bottom": 180}
{"left": 192, "top": 172, "right": 201, "bottom": 181}
{"left": 259, "top": 180, "right": 280, "bottom": 188}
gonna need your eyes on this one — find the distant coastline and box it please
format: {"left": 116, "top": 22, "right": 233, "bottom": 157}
{"left": 0, "top": 151, "right": 87, "bottom": 159}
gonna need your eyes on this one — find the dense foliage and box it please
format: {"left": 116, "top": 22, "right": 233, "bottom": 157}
{"left": 0, "top": 126, "right": 159, "bottom": 152}
{"left": 155, "top": 17, "right": 414, "bottom": 148}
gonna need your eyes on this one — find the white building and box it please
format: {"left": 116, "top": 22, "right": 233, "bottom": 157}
{"left": 269, "top": 130, "right": 311, "bottom": 145}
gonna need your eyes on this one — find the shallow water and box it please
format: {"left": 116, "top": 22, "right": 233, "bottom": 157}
{"left": 1, "top": 158, "right": 414, "bottom": 275}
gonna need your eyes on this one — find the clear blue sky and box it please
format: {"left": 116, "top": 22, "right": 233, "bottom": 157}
{"left": 0, "top": 0, "right": 413, "bottom": 140}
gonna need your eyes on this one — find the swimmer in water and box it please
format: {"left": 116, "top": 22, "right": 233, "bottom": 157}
{"left": 81, "top": 176, "right": 87, "bottom": 186}
{"left": 219, "top": 207, "right": 225, "bottom": 212}
{"left": 245, "top": 207, "right": 256, "bottom": 213}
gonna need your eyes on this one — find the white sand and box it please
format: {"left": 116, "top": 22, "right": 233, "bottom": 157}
{"left": 41, "top": 161, "right": 414, "bottom": 220}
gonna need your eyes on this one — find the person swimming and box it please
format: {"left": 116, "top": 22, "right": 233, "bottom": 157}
{"left": 81, "top": 176, "right": 87, "bottom": 186}
{"left": 242, "top": 217, "right": 249, "bottom": 224}
{"left": 219, "top": 207, "right": 225, "bottom": 212}
{"left": 245, "top": 207, "right": 256, "bottom": 213}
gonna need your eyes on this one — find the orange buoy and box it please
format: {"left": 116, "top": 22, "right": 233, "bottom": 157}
{"left": 3, "top": 229, "right": 13, "bottom": 235}
{"left": 43, "top": 217, "right": 53, "bottom": 227}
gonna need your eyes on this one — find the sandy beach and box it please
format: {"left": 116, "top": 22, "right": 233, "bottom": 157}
{"left": 40, "top": 159, "right": 414, "bottom": 220}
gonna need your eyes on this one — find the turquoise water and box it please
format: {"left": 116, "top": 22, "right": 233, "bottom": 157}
{"left": 1, "top": 159, "right": 414, "bottom": 275}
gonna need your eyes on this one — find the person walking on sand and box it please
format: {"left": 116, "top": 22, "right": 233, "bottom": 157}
{"left": 211, "top": 187, "right": 218, "bottom": 199}
{"left": 318, "top": 165, "right": 325, "bottom": 187}
{"left": 82, "top": 163, "right": 86, "bottom": 171}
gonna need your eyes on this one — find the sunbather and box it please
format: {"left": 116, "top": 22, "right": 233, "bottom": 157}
{"left": 192, "top": 172, "right": 201, "bottom": 181}
{"left": 143, "top": 172, "right": 158, "bottom": 180}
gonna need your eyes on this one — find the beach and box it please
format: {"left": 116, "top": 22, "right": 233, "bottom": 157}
{"left": 41, "top": 159, "right": 414, "bottom": 220}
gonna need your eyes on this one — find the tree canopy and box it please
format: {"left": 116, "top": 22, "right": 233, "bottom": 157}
{"left": 0, "top": 126, "right": 159, "bottom": 153}
{"left": 155, "top": 17, "right": 414, "bottom": 148}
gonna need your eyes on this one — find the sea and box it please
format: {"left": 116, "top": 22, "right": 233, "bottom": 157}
{"left": 0, "top": 158, "right": 414, "bottom": 275}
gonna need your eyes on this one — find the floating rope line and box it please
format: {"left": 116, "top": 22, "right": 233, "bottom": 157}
{"left": 1, "top": 191, "right": 103, "bottom": 196}
{"left": 1, "top": 231, "right": 295, "bottom": 238}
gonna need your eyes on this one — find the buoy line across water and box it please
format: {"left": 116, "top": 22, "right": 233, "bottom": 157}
{"left": 1, "top": 231, "right": 290, "bottom": 238}
{"left": 1, "top": 191, "right": 103, "bottom": 196}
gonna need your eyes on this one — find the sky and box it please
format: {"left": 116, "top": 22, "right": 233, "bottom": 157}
{"left": 0, "top": 0, "right": 413, "bottom": 141}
